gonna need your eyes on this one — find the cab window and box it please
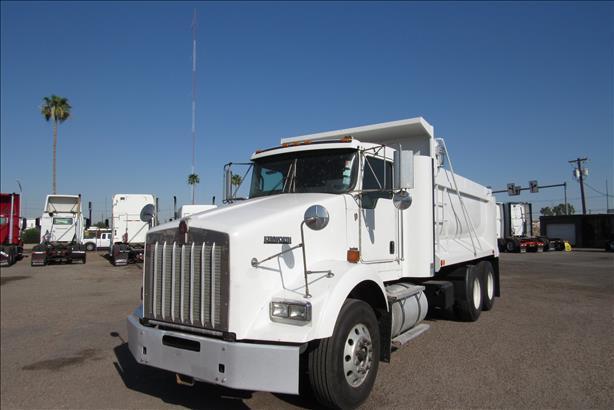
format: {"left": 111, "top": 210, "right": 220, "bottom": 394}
{"left": 361, "top": 156, "right": 393, "bottom": 208}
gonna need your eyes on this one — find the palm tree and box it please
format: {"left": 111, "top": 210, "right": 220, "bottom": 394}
{"left": 231, "top": 174, "right": 242, "bottom": 188}
{"left": 41, "top": 95, "right": 72, "bottom": 194}
{"left": 187, "top": 173, "right": 200, "bottom": 204}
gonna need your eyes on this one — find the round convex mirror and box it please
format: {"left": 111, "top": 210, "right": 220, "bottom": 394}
{"left": 392, "top": 190, "right": 412, "bottom": 210}
{"left": 304, "top": 205, "right": 329, "bottom": 231}
{"left": 140, "top": 204, "right": 155, "bottom": 223}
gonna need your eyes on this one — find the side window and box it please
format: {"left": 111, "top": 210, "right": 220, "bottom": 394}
{"left": 361, "top": 156, "right": 393, "bottom": 208}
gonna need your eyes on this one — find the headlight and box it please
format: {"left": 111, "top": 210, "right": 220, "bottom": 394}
{"left": 270, "top": 299, "right": 311, "bottom": 325}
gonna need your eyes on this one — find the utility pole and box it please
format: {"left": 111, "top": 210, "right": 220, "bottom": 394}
{"left": 569, "top": 157, "right": 588, "bottom": 215}
{"left": 607, "top": 179, "right": 610, "bottom": 213}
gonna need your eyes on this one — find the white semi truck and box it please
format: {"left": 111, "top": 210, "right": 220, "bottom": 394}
{"left": 31, "top": 194, "right": 87, "bottom": 266}
{"left": 127, "top": 118, "right": 500, "bottom": 409}
{"left": 110, "top": 194, "right": 157, "bottom": 266}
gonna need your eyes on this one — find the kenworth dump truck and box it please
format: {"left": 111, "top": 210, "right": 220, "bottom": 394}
{"left": 32, "top": 194, "right": 87, "bottom": 266}
{"left": 110, "top": 194, "right": 156, "bottom": 266}
{"left": 127, "top": 118, "right": 500, "bottom": 409}
{"left": 0, "top": 193, "right": 24, "bottom": 266}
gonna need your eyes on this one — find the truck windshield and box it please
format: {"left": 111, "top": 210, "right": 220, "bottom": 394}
{"left": 250, "top": 149, "right": 358, "bottom": 197}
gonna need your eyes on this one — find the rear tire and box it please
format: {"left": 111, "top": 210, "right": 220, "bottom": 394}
{"left": 505, "top": 240, "right": 515, "bottom": 253}
{"left": 453, "top": 266, "right": 482, "bottom": 322}
{"left": 308, "top": 299, "right": 380, "bottom": 409}
{"left": 478, "top": 261, "right": 495, "bottom": 311}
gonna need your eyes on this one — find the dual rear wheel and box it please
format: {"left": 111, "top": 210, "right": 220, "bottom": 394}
{"left": 454, "top": 261, "right": 495, "bottom": 321}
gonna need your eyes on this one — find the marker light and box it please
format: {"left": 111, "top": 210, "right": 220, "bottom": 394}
{"left": 347, "top": 248, "right": 360, "bottom": 263}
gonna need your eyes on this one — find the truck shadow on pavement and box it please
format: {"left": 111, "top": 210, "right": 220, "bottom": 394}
{"left": 111, "top": 337, "right": 252, "bottom": 409}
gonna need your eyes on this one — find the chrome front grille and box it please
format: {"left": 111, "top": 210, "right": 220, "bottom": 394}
{"left": 143, "top": 228, "right": 229, "bottom": 331}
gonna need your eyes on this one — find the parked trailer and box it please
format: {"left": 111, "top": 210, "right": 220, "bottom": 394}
{"left": 127, "top": 117, "right": 500, "bottom": 408}
{"left": 110, "top": 194, "right": 156, "bottom": 266}
{"left": 496, "top": 202, "right": 564, "bottom": 252}
{"left": 31, "top": 195, "right": 86, "bottom": 266}
{"left": 0, "top": 193, "right": 25, "bottom": 266}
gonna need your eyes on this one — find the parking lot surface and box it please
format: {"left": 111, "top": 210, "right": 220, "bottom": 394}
{"left": 1, "top": 250, "right": 613, "bottom": 409}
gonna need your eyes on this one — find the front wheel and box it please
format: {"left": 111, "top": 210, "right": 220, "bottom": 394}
{"left": 308, "top": 299, "right": 380, "bottom": 409}
{"left": 85, "top": 242, "right": 95, "bottom": 251}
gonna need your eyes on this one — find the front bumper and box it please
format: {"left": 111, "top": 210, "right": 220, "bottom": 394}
{"left": 127, "top": 311, "right": 300, "bottom": 394}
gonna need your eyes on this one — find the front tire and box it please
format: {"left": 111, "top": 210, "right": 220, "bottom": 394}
{"left": 308, "top": 299, "right": 380, "bottom": 409}
{"left": 85, "top": 242, "right": 95, "bottom": 251}
{"left": 505, "top": 240, "right": 515, "bottom": 253}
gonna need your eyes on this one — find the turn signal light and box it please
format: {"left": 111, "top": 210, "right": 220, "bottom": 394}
{"left": 340, "top": 136, "right": 353, "bottom": 142}
{"left": 347, "top": 248, "right": 360, "bottom": 263}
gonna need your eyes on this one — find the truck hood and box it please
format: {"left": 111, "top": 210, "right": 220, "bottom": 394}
{"left": 151, "top": 193, "right": 347, "bottom": 236}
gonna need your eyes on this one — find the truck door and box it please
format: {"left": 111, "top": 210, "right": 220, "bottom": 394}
{"left": 359, "top": 155, "right": 398, "bottom": 262}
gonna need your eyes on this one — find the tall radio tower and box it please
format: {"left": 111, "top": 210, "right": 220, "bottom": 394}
{"left": 188, "top": 9, "right": 199, "bottom": 204}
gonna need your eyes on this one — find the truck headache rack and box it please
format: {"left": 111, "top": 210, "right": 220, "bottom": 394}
{"left": 143, "top": 229, "right": 229, "bottom": 332}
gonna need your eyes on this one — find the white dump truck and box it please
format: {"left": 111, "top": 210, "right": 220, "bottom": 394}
{"left": 127, "top": 118, "right": 500, "bottom": 408}
{"left": 110, "top": 194, "right": 157, "bottom": 266}
{"left": 31, "top": 194, "right": 87, "bottom": 266}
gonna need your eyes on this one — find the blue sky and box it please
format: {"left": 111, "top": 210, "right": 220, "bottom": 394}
{"left": 1, "top": 1, "right": 612, "bottom": 221}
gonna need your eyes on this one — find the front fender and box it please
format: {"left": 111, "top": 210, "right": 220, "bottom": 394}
{"left": 310, "top": 262, "right": 388, "bottom": 340}
{"left": 241, "top": 260, "right": 388, "bottom": 343}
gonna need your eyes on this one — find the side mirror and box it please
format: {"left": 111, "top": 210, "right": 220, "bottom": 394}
{"left": 85, "top": 218, "right": 91, "bottom": 229}
{"left": 303, "top": 205, "right": 329, "bottom": 231}
{"left": 140, "top": 204, "right": 155, "bottom": 223}
{"left": 104, "top": 219, "right": 109, "bottom": 228}
{"left": 393, "top": 149, "right": 414, "bottom": 190}
{"left": 21, "top": 218, "right": 27, "bottom": 231}
{"left": 223, "top": 164, "right": 233, "bottom": 202}
{"left": 392, "top": 191, "right": 412, "bottom": 210}
{"left": 35, "top": 218, "right": 40, "bottom": 228}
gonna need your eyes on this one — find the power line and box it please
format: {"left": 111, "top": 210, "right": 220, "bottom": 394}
{"left": 583, "top": 181, "right": 614, "bottom": 197}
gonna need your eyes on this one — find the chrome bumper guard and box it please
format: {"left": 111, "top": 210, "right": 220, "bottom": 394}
{"left": 127, "top": 310, "right": 300, "bottom": 394}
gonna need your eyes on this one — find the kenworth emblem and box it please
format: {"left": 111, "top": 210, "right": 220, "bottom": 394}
{"left": 264, "top": 236, "right": 292, "bottom": 244}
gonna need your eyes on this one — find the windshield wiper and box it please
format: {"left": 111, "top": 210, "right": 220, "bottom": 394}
{"left": 282, "top": 159, "right": 297, "bottom": 193}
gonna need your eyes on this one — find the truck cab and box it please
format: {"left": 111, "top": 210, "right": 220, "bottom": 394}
{"left": 110, "top": 194, "right": 156, "bottom": 266}
{"left": 127, "top": 117, "right": 500, "bottom": 408}
{"left": 31, "top": 194, "right": 86, "bottom": 266}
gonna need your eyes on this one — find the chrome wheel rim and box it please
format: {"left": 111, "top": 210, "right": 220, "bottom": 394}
{"left": 343, "top": 323, "right": 373, "bottom": 387}
{"left": 473, "top": 277, "right": 481, "bottom": 310}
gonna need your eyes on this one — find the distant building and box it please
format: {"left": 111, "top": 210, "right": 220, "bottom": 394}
{"left": 540, "top": 214, "right": 614, "bottom": 248}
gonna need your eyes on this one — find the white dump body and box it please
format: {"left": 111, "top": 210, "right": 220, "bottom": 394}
{"left": 40, "top": 195, "right": 84, "bottom": 243}
{"left": 111, "top": 194, "right": 155, "bottom": 245}
{"left": 178, "top": 204, "right": 217, "bottom": 218}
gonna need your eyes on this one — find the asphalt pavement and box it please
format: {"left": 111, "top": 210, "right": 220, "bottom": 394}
{"left": 1, "top": 250, "right": 612, "bottom": 409}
